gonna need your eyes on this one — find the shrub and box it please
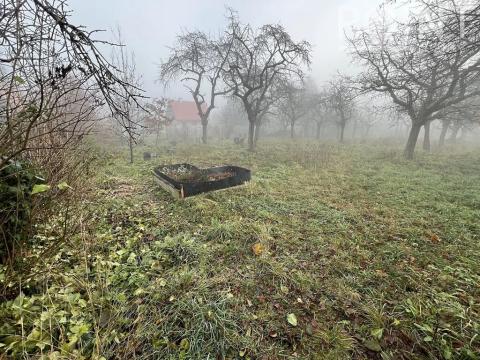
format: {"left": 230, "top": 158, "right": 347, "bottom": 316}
{"left": 0, "top": 160, "right": 37, "bottom": 264}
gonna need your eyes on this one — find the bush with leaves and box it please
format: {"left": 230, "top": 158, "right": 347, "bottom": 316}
{"left": 0, "top": 160, "right": 39, "bottom": 264}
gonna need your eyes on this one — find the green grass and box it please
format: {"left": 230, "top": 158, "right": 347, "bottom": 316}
{"left": 1, "top": 141, "right": 479, "bottom": 359}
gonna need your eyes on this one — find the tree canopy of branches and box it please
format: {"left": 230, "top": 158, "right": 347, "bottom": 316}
{"left": 159, "top": 30, "right": 232, "bottom": 144}
{"left": 0, "top": 0, "right": 143, "bottom": 169}
{"left": 416, "top": 0, "right": 480, "bottom": 49}
{"left": 349, "top": 1, "right": 480, "bottom": 158}
{"left": 222, "top": 11, "right": 311, "bottom": 151}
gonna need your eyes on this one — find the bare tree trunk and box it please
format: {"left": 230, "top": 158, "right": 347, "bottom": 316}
{"left": 316, "top": 122, "right": 322, "bottom": 140}
{"left": 404, "top": 122, "right": 422, "bottom": 159}
{"left": 248, "top": 120, "right": 255, "bottom": 151}
{"left": 128, "top": 136, "right": 134, "bottom": 164}
{"left": 290, "top": 122, "right": 295, "bottom": 139}
{"left": 423, "top": 120, "right": 431, "bottom": 151}
{"left": 438, "top": 120, "right": 450, "bottom": 147}
{"left": 201, "top": 117, "right": 208, "bottom": 144}
{"left": 450, "top": 124, "right": 460, "bottom": 144}
{"left": 339, "top": 123, "right": 346, "bottom": 143}
{"left": 254, "top": 122, "right": 261, "bottom": 147}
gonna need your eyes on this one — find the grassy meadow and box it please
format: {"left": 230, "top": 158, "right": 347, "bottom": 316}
{"left": 1, "top": 141, "right": 479, "bottom": 359}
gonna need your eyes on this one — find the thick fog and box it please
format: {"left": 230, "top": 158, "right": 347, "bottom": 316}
{"left": 68, "top": 0, "right": 387, "bottom": 98}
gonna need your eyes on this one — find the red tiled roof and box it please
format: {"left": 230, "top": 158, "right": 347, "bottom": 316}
{"left": 168, "top": 100, "right": 207, "bottom": 123}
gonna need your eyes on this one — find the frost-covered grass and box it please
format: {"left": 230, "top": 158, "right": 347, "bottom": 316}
{"left": 1, "top": 141, "right": 479, "bottom": 359}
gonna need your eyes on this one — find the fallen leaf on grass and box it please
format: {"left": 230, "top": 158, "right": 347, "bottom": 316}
{"left": 252, "top": 243, "right": 265, "bottom": 256}
{"left": 429, "top": 233, "right": 441, "bottom": 243}
{"left": 371, "top": 328, "right": 384, "bottom": 339}
{"left": 364, "top": 339, "right": 382, "bottom": 352}
{"left": 134, "top": 288, "right": 145, "bottom": 296}
{"left": 31, "top": 184, "right": 51, "bottom": 195}
{"left": 375, "top": 269, "right": 388, "bottom": 277}
{"left": 57, "top": 181, "right": 72, "bottom": 190}
{"left": 179, "top": 338, "right": 189, "bottom": 350}
{"left": 287, "top": 313, "right": 298, "bottom": 327}
{"left": 156, "top": 278, "right": 167, "bottom": 287}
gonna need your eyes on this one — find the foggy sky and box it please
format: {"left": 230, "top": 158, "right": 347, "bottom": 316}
{"left": 68, "top": 0, "right": 386, "bottom": 100}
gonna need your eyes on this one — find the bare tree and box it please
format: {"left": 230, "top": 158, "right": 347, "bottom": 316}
{"left": 253, "top": 92, "right": 280, "bottom": 147}
{"left": 438, "top": 117, "right": 452, "bottom": 147}
{"left": 159, "top": 31, "right": 233, "bottom": 144}
{"left": 277, "top": 81, "right": 308, "bottom": 139}
{"left": 222, "top": 10, "right": 311, "bottom": 151}
{"left": 437, "top": 99, "right": 480, "bottom": 146}
{"left": 143, "top": 97, "right": 170, "bottom": 145}
{"left": 355, "top": 102, "right": 384, "bottom": 139}
{"left": 0, "top": 0, "right": 143, "bottom": 169}
{"left": 300, "top": 80, "right": 331, "bottom": 140}
{"left": 111, "top": 28, "right": 144, "bottom": 164}
{"left": 349, "top": 2, "right": 480, "bottom": 158}
{"left": 218, "top": 97, "right": 249, "bottom": 140}
{"left": 328, "top": 78, "right": 356, "bottom": 143}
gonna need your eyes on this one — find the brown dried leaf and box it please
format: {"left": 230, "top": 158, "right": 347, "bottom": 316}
{"left": 430, "top": 233, "right": 441, "bottom": 243}
{"left": 252, "top": 243, "right": 265, "bottom": 256}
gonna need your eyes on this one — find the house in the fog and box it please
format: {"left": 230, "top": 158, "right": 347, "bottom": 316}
{"left": 166, "top": 100, "right": 205, "bottom": 140}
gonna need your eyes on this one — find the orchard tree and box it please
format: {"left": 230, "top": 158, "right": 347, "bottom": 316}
{"left": 277, "top": 81, "right": 309, "bottom": 139}
{"left": 220, "top": 98, "right": 248, "bottom": 139}
{"left": 111, "top": 28, "right": 144, "bottom": 164}
{"left": 328, "top": 78, "right": 356, "bottom": 143}
{"left": 349, "top": 2, "right": 480, "bottom": 158}
{"left": 304, "top": 85, "right": 331, "bottom": 140}
{"left": 143, "top": 98, "right": 170, "bottom": 145}
{"left": 160, "top": 31, "right": 233, "bottom": 144}
{"left": 253, "top": 89, "right": 281, "bottom": 147}
{"left": 222, "top": 11, "right": 311, "bottom": 151}
{"left": 355, "top": 103, "right": 384, "bottom": 139}
{"left": 437, "top": 99, "right": 480, "bottom": 146}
